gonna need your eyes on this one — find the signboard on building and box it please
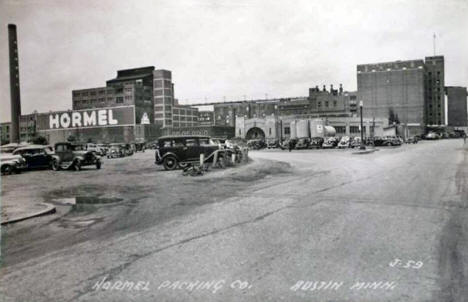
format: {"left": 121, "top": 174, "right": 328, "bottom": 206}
{"left": 36, "top": 106, "right": 135, "bottom": 131}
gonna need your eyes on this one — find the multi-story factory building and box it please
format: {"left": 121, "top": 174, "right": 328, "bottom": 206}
{"left": 424, "top": 56, "right": 445, "bottom": 126}
{"left": 356, "top": 56, "right": 447, "bottom": 136}
{"left": 357, "top": 59, "right": 426, "bottom": 136}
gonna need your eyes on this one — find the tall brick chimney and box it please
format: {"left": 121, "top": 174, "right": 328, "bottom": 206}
{"left": 8, "top": 24, "right": 21, "bottom": 143}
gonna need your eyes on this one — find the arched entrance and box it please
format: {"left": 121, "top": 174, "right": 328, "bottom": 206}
{"left": 246, "top": 127, "right": 265, "bottom": 139}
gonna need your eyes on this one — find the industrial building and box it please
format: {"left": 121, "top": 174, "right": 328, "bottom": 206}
{"left": 356, "top": 56, "right": 447, "bottom": 137}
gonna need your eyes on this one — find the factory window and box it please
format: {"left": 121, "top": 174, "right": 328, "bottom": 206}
{"left": 318, "top": 102, "right": 321, "bottom": 107}
{"left": 125, "top": 95, "right": 132, "bottom": 100}
{"left": 116, "top": 88, "right": 124, "bottom": 93}
{"left": 269, "top": 128, "right": 272, "bottom": 135}
{"left": 154, "top": 80, "right": 163, "bottom": 88}
{"left": 284, "top": 127, "right": 290, "bottom": 135}
{"left": 334, "top": 126, "right": 346, "bottom": 134}
{"left": 90, "top": 91, "right": 96, "bottom": 96}
{"left": 333, "top": 101, "right": 337, "bottom": 107}
{"left": 116, "top": 97, "right": 124, "bottom": 103}
{"left": 325, "top": 101, "right": 329, "bottom": 108}
{"left": 350, "top": 126, "right": 360, "bottom": 134}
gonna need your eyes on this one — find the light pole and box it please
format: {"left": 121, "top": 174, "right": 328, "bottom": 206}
{"left": 359, "top": 100, "right": 366, "bottom": 150}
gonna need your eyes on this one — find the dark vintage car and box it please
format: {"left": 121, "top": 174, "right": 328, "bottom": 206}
{"left": 280, "top": 138, "right": 297, "bottom": 150}
{"left": 322, "top": 137, "right": 339, "bottom": 148}
{"left": 373, "top": 136, "right": 402, "bottom": 146}
{"left": 295, "top": 137, "right": 310, "bottom": 149}
{"left": 155, "top": 136, "right": 223, "bottom": 170}
{"left": 107, "top": 144, "right": 126, "bottom": 158}
{"left": 12, "top": 145, "right": 54, "bottom": 169}
{"left": 247, "top": 139, "right": 266, "bottom": 150}
{"left": 309, "top": 137, "right": 324, "bottom": 149}
{"left": 51, "top": 142, "right": 102, "bottom": 171}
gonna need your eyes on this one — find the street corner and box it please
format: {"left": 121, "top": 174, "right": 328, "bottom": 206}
{"left": 1, "top": 199, "right": 56, "bottom": 225}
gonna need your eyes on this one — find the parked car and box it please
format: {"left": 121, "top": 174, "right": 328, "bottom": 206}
{"left": 96, "top": 144, "right": 109, "bottom": 155}
{"left": 338, "top": 136, "right": 351, "bottom": 149}
{"left": 107, "top": 144, "right": 126, "bottom": 158}
{"left": 12, "top": 145, "right": 54, "bottom": 169}
{"left": 373, "top": 136, "right": 401, "bottom": 146}
{"left": 123, "top": 144, "right": 134, "bottom": 156}
{"left": 280, "top": 138, "right": 297, "bottom": 150}
{"left": 247, "top": 139, "right": 266, "bottom": 150}
{"left": 1, "top": 153, "right": 27, "bottom": 175}
{"left": 406, "top": 136, "right": 419, "bottom": 144}
{"left": 0, "top": 142, "right": 29, "bottom": 153}
{"left": 350, "top": 137, "right": 362, "bottom": 148}
{"left": 309, "top": 137, "right": 324, "bottom": 149}
{"left": 266, "top": 139, "right": 280, "bottom": 149}
{"left": 322, "top": 137, "right": 339, "bottom": 148}
{"left": 51, "top": 142, "right": 101, "bottom": 171}
{"left": 154, "top": 135, "right": 224, "bottom": 170}
{"left": 134, "top": 142, "right": 146, "bottom": 152}
{"left": 425, "top": 132, "right": 440, "bottom": 140}
{"left": 295, "top": 137, "right": 310, "bottom": 149}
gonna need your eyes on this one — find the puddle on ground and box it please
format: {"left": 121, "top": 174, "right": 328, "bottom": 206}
{"left": 51, "top": 196, "right": 123, "bottom": 205}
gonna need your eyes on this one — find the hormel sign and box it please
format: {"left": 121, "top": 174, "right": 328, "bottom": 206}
{"left": 37, "top": 106, "right": 136, "bottom": 130}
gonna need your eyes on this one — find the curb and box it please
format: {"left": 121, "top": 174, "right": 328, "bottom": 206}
{"left": 352, "top": 149, "right": 378, "bottom": 155}
{"left": 1, "top": 203, "right": 56, "bottom": 225}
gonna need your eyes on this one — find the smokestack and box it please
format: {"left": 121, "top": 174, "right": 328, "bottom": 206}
{"left": 339, "top": 83, "right": 343, "bottom": 95}
{"left": 8, "top": 24, "right": 21, "bottom": 143}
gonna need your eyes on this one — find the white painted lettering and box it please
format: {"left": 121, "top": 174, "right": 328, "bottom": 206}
{"left": 49, "top": 114, "right": 60, "bottom": 129}
{"left": 98, "top": 110, "right": 107, "bottom": 126}
{"left": 83, "top": 111, "right": 96, "bottom": 126}
{"left": 92, "top": 276, "right": 108, "bottom": 291}
{"left": 60, "top": 113, "right": 71, "bottom": 128}
{"left": 108, "top": 109, "right": 118, "bottom": 125}
{"left": 158, "top": 281, "right": 171, "bottom": 289}
{"left": 290, "top": 281, "right": 304, "bottom": 291}
{"left": 71, "top": 112, "right": 82, "bottom": 127}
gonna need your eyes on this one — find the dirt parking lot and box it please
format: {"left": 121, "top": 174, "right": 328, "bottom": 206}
{"left": 1, "top": 150, "right": 291, "bottom": 267}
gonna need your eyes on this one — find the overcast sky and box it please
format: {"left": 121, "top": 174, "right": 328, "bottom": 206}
{"left": 1, "top": 0, "right": 467, "bottom": 121}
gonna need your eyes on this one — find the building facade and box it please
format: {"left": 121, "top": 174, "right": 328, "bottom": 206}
{"left": 72, "top": 66, "right": 198, "bottom": 129}
{"left": 424, "top": 56, "right": 445, "bottom": 126}
{"left": 446, "top": 86, "right": 467, "bottom": 126}
{"left": 356, "top": 56, "right": 446, "bottom": 136}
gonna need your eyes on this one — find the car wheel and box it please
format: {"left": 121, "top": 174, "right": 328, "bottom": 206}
{"left": 96, "top": 161, "right": 101, "bottom": 169}
{"left": 163, "top": 156, "right": 178, "bottom": 171}
{"left": 2, "top": 165, "right": 13, "bottom": 175}
{"left": 51, "top": 160, "right": 60, "bottom": 171}
{"left": 74, "top": 160, "right": 82, "bottom": 171}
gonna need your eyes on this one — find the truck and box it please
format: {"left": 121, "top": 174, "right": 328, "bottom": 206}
{"left": 288, "top": 119, "right": 336, "bottom": 149}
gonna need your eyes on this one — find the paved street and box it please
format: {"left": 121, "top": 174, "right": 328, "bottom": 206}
{"left": 1, "top": 139, "right": 467, "bottom": 302}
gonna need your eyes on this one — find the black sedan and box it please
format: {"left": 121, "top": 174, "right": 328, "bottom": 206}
{"left": 13, "top": 145, "right": 54, "bottom": 169}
